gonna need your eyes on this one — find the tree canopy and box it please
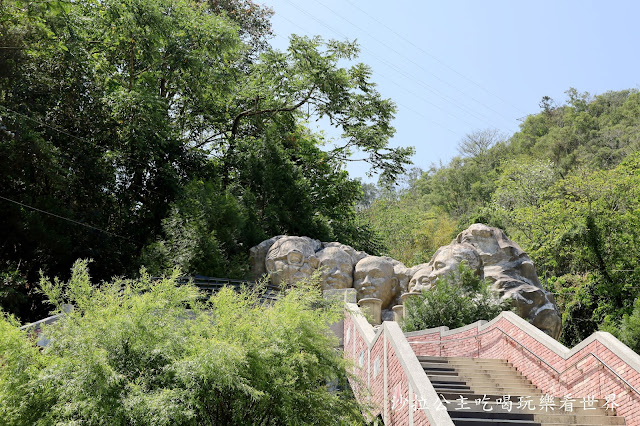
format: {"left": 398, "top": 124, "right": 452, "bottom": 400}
{"left": 359, "top": 88, "right": 640, "bottom": 345}
{"left": 0, "top": 0, "right": 411, "bottom": 321}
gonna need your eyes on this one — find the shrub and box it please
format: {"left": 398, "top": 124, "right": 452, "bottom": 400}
{"left": 402, "top": 262, "right": 511, "bottom": 332}
{"left": 0, "top": 260, "right": 365, "bottom": 425}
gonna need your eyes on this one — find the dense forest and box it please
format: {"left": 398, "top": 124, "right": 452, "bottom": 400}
{"left": 361, "top": 88, "right": 640, "bottom": 346}
{"left": 0, "top": 0, "right": 410, "bottom": 321}
{"left": 2, "top": 0, "right": 640, "bottom": 349}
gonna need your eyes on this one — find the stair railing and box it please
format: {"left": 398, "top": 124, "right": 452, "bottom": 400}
{"left": 409, "top": 325, "right": 640, "bottom": 398}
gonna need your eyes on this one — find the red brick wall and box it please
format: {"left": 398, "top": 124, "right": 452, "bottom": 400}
{"left": 368, "top": 329, "right": 385, "bottom": 417}
{"left": 407, "top": 313, "right": 640, "bottom": 425}
{"left": 345, "top": 309, "right": 437, "bottom": 425}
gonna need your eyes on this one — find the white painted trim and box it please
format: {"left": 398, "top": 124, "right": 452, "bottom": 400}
{"left": 404, "top": 310, "right": 640, "bottom": 374}
{"left": 346, "top": 303, "right": 455, "bottom": 425}
{"left": 384, "top": 322, "right": 455, "bottom": 425}
{"left": 346, "top": 303, "right": 376, "bottom": 343}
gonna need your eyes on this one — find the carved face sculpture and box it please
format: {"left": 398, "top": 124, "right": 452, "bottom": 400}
{"left": 426, "top": 243, "right": 482, "bottom": 285}
{"left": 265, "top": 236, "right": 319, "bottom": 286}
{"left": 353, "top": 256, "right": 398, "bottom": 309}
{"left": 408, "top": 264, "right": 434, "bottom": 292}
{"left": 458, "top": 223, "right": 524, "bottom": 266}
{"left": 316, "top": 247, "right": 354, "bottom": 290}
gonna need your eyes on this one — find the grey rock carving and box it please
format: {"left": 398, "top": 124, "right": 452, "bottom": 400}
{"left": 353, "top": 256, "right": 399, "bottom": 309}
{"left": 316, "top": 246, "right": 354, "bottom": 290}
{"left": 264, "top": 236, "right": 321, "bottom": 286}
{"left": 249, "top": 223, "right": 562, "bottom": 339}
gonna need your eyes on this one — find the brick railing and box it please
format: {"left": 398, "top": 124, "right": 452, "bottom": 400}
{"left": 344, "top": 303, "right": 455, "bottom": 426}
{"left": 406, "top": 311, "right": 640, "bottom": 425}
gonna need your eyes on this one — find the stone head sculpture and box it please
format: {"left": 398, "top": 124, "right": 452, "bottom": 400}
{"left": 408, "top": 243, "right": 481, "bottom": 292}
{"left": 408, "top": 263, "right": 433, "bottom": 292}
{"left": 428, "top": 243, "right": 482, "bottom": 283}
{"left": 316, "top": 246, "right": 354, "bottom": 290}
{"left": 409, "top": 223, "right": 563, "bottom": 339}
{"left": 265, "top": 236, "right": 319, "bottom": 286}
{"left": 457, "top": 224, "right": 525, "bottom": 268}
{"left": 353, "top": 256, "right": 399, "bottom": 309}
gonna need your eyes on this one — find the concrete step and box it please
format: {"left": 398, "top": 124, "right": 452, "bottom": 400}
{"left": 462, "top": 377, "right": 538, "bottom": 390}
{"left": 428, "top": 373, "right": 534, "bottom": 386}
{"left": 418, "top": 356, "right": 509, "bottom": 363}
{"left": 450, "top": 419, "right": 539, "bottom": 425}
{"left": 449, "top": 410, "right": 624, "bottom": 425}
{"left": 440, "top": 395, "right": 614, "bottom": 416}
{"left": 422, "top": 363, "right": 522, "bottom": 376}
{"left": 426, "top": 373, "right": 541, "bottom": 395}
{"left": 420, "top": 356, "right": 623, "bottom": 424}
{"left": 436, "top": 387, "right": 542, "bottom": 396}
{"left": 451, "top": 363, "right": 521, "bottom": 373}
{"left": 421, "top": 363, "right": 458, "bottom": 370}
{"left": 430, "top": 383, "right": 541, "bottom": 397}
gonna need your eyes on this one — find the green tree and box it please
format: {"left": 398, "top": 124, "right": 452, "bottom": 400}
{"left": 216, "top": 34, "right": 413, "bottom": 187}
{"left": 361, "top": 194, "right": 456, "bottom": 266}
{"left": 402, "top": 262, "right": 510, "bottom": 332}
{"left": 0, "top": 261, "right": 366, "bottom": 425}
{"left": 492, "top": 154, "right": 640, "bottom": 345}
{"left": 603, "top": 297, "right": 640, "bottom": 354}
{"left": 413, "top": 130, "right": 508, "bottom": 220}
{"left": 1, "top": 0, "right": 411, "bottom": 319}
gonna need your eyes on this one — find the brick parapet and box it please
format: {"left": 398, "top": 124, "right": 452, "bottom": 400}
{"left": 406, "top": 311, "right": 640, "bottom": 425}
{"left": 344, "top": 303, "right": 454, "bottom": 426}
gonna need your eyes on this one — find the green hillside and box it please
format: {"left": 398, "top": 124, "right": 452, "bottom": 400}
{"left": 361, "top": 88, "right": 640, "bottom": 346}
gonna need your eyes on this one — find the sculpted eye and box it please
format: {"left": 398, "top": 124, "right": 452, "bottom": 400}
{"left": 434, "top": 261, "right": 445, "bottom": 270}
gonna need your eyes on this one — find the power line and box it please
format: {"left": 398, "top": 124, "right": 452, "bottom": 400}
{"left": 272, "top": 13, "right": 480, "bottom": 130}
{"left": 0, "top": 105, "right": 181, "bottom": 174}
{"left": 312, "top": 0, "right": 515, "bottom": 127}
{"left": 0, "top": 105, "right": 183, "bottom": 199}
{"left": 342, "top": 0, "right": 527, "bottom": 116}
{"left": 0, "top": 194, "right": 133, "bottom": 241}
{"left": 271, "top": 18, "right": 458, "bottom": 135}
{"left": 276, "top": 2, "right": 505, "bottom": 130}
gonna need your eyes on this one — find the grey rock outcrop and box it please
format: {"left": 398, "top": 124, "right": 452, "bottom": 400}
{"left": 248, "top": 224, "right": 562, "bottom": 339}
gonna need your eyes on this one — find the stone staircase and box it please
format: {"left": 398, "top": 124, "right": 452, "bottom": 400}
{"left": 419, "top": 355, "right": 625, "bottom": 426}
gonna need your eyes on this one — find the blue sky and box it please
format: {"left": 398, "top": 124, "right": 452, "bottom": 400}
{"left": 264, "top": 0, "right": 640, "bottom": 182}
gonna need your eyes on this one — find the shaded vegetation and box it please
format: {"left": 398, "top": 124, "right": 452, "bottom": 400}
{"left": 402, "top": 262, "right": 510, "bottom": 332}
{"left": 0, "top": 0, "right": 411, "bottom": 321}
{"left": 0, "top": 261, "right": 367, "bottom": 425}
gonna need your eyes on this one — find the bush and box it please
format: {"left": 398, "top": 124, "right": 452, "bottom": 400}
{"left": 0, "top": 260, "right": 365, "bottom": 425}
{"left": 402, "top": 262, "right": 511, "bottom": 332}
{"left": 602, "top": 297, "right": 640, "bottom": 354}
